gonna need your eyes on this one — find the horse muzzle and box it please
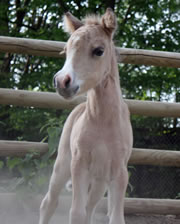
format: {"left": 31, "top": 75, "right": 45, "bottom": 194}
{"left": 53, "top": 73, "right": 79, "bottom": 99}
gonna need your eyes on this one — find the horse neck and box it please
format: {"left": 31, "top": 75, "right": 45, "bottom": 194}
{"left": 86, "top": 46, "right": 124, "bottom": 121}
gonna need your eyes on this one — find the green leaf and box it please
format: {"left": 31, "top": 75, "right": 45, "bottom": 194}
{"left": 7, "top": 158, "right": 22, "bottom": 170}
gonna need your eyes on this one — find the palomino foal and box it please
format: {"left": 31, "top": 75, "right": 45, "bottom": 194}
{"left": 39, "top": 8, "right": 133, "bottom": 224}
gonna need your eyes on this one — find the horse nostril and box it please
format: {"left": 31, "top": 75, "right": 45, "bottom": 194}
{"left": 62, "top": 75, "right": 71, "bottom": 89}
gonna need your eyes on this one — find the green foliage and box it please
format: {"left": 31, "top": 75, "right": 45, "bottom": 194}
{"left": 0, "top": 0, "right": 179, "bottom": 195}
{"left": 7, "top": 157, "right": 22, "bottom": 170}
{"left": 46, "top": 127, "right": 61, "bottom": 157}
{"left": 0, "top": 0, "right": 179, "bottom": 142}
{"left": 126, "top": 166, "right": 136, "bottom": 197}
{"left": 2, "top": 109, "right": 69, "bottom": 193}
{"left": 176, "top": 193, "right": 180, "bottom": 199}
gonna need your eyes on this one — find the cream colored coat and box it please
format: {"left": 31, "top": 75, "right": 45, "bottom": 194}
{"left": 39, "top": 8, "right": 133, "bottom": 224}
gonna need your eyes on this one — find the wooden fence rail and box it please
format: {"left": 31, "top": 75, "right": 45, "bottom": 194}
{"left": 1, "top": 140, "right": 180, "bottom": 167}
{"left": 0, "top": 88, "right": 180, "bottom": 117}
{"left": 0, "top": 88, "right": 85, "bottom": 110}
{"left": 0, "top": 36, "right": 180, "bottom": 68}
{"left": 1, "top": 194, "right": 180, "bottom": 216}
{"left": 123, "top": 198, "right": 180, "bottom": 215}
{"left": 0, "top": 141, "right": 48, "bottom": 157}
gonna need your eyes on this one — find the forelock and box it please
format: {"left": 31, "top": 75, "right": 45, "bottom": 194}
{"left": 84, "top": 15, "right": 101, "bottom": 26}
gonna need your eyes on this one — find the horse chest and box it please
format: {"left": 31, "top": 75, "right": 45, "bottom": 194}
{"left": 70, "top": 123, "right": 121, "bottom": 181}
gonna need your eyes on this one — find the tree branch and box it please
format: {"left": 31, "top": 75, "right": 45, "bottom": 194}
{"left": 57, "top": 0, "right": 68, "bottom": 12}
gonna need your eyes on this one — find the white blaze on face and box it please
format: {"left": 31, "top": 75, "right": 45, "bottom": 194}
{"left": 56, "top": 49, "right": 75, "bottom": 82}
{"left": 55, "top": 43, "right": 85, "bottom": 97}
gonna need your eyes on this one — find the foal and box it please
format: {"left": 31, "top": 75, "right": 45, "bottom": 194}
{"left": 39, "top": 8, "right": 133, "bottom": 224}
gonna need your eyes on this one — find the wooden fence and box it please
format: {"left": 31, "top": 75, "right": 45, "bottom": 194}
{"left": 0, "top": 36, "right": 180, "bottom": 215}
{"left": 0, "top": 88, "right": 180, "bottom": 117}
{"left": 1, "top": 140, "right": 180, "bottom": 168}
{"left": 0, "top": 36, "right": 180, "bottom": 68}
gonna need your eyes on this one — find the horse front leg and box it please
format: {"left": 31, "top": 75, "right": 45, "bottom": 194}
{"left": 109, "top": 166, "right": 128, "bottom": 224}
{"left": 70, "top": 156, "right": 89, "bottom": 224}
{"left": 86, "top": 179, "right": 107, "bottom": 224}
{"left": 39, "top": 149, "right": 71, "bottom": 224}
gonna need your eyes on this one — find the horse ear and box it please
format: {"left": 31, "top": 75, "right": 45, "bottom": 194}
{"left": 64, "top": 12, "right": 83, "bottom": 34}
{"left": 102, "top": 8, "right": 117, "bottom": 38}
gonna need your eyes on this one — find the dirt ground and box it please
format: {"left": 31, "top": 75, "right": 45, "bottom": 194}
{"left": 0, "top": 193, "right": 179, "bottom": 224}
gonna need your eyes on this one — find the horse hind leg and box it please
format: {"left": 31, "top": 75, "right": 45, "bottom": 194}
{"left": 39, "top": 149, "right": 71, "bottom": 224}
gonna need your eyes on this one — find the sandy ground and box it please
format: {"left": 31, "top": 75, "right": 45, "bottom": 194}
{"left": 0, "top": 193, "right": 179, "bottom": 224}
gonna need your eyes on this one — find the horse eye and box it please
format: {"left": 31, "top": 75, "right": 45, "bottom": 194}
{"left": 92, "top": 47, "right": 104, "bottom": 56}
